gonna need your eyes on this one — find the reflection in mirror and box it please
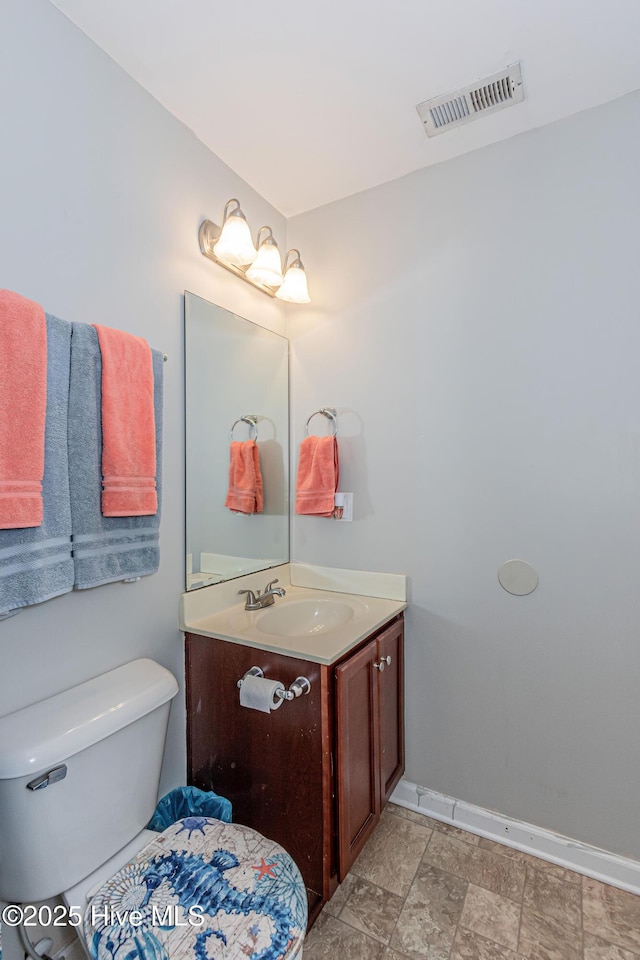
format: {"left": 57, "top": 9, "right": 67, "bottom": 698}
{"left": 185, "top": 292, "right": 289, "bottom": 590}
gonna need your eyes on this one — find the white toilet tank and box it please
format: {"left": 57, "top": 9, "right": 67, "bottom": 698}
{"left": 0, "top": 658, "right": 178, "bottom": 903}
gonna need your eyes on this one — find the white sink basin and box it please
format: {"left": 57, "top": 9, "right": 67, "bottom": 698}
{"left": 186, "top": 583, "right": 406, "bottom": 664}
{"left": 255, "top": 598, "right": 355, "bottom": 637}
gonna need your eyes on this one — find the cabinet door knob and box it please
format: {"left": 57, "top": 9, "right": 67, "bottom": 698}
{"left": 374, "top": 656, "right": 391, "bottom": 671}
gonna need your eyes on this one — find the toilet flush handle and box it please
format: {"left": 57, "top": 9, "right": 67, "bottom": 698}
{"left": 26, "top": 764, "right": 67, "bottom": 791}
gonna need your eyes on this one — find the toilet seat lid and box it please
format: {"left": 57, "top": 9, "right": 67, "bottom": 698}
{"left": 83, "top": 817, "right": 307, "bottom": 960}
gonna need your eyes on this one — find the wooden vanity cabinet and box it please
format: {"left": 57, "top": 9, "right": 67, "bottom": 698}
{"left": 185, "top": 613, "right": 404, "bottom": 920}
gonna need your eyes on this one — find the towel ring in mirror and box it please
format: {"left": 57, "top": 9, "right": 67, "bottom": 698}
{"left": 305, "top": 407, "right": 337, "bottom": 437}
{"left": 230, "top": 414, "right": 258, "bottom": 442}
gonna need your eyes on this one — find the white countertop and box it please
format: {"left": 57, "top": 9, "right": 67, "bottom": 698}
{"left": 182, "top": 584, "right": 406, "bottom": 665}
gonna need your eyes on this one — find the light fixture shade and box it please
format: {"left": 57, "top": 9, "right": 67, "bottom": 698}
{"left": 276, "top": 250, "right": 310, "bottom": 303}
{"left": 213, "top": 200, "right": 257, "bottom": 266}
{"left": 247, "top": 228, "right": 283, "bottom": 287}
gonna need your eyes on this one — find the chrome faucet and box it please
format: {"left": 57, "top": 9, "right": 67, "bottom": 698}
{"left": 239, "top": 578, "right": 286, "bottom": 611}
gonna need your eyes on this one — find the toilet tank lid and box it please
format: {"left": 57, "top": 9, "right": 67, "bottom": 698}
{"left": 0, "top": 659, "right": 179, "bottom": 779}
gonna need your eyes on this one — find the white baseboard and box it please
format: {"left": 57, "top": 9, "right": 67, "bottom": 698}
{"left": 391, "top": 778, "right": 640, "bottom": 896}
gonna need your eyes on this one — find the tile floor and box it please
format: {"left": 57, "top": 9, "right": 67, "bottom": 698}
{"left": 303, "top": 803, "right": 640, "bottom": 960}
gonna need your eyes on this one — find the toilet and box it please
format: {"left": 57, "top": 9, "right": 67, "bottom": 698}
{"left": 0, "top": 659, "right": 306, "bottom": 960}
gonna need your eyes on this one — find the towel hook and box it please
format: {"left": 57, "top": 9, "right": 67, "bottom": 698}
{"left": 305, "top": 407, "right": 337, "bottom": 437}
{"left": 230, "top": 414, "right": 258, "bottom": 442}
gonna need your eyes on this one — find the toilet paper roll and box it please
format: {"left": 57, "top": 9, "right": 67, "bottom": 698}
{"left": 239, "top": 674, "right": 285, "bottom": 713}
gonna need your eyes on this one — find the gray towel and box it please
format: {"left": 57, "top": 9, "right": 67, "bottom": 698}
{"left": 0, "top": 314, "right": 74, "bottom": 616}
{"left": 68, "top": 323, "right": 163, "bottom": 588}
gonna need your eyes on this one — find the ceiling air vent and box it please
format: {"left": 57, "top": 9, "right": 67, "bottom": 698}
{"left": 417, "top": 63, "right": 524, "bottom": 137}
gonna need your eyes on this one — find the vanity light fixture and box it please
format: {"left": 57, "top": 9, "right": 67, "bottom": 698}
{"left": 247, "top": 226, "right": 283, "bottom": 288}
{"left": 198, "top": 199, "right": 311, "bottom": 302}
{"left": 212, "top": 198, "right": 257, "bottom": 266}
{"left": 276, "top": 249, "right": 311, "bottom": 304}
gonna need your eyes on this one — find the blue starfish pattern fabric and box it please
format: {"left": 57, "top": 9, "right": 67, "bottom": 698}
{"left": 84, "top": 818, "right": 306, "bottom": 960}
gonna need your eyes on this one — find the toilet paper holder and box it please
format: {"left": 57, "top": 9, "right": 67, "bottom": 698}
{"left": 236, "top": 666, "right": 311, "bottom": 701}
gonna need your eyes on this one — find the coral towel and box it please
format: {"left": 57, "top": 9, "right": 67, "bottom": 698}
{"left": 295, "top": 435, "right": 339, "bottom": 516}
{"left": 225, "top": 440, "right": 264, "bottom": 514}
{"left": 0, "top": 290, "right": 47, "bottom": 529}
{"left": 92, "top": 324, "right": 157, "bottom": 517}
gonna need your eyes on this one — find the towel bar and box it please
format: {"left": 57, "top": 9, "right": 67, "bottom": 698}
{"left": 230, "top": 414, "right": 258, "bottom": 442}
{"left": 305, "top": 407, "right": 337, "bottom": 437}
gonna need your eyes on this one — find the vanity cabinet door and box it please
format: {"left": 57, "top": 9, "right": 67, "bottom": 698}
{"left": 335, "top": 617, "right": 405, "bottom": 881}
{"left": 377, "top": 618, "right": 405, "bottom": 803}
{"left": 335, "top": 637, "right": 380, "bottom": 881}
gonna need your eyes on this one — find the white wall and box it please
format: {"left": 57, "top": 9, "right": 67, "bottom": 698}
{"left": 0, "top": 0, "right": 286, "bottom": 796}
{"left": 288, "top": 90, "right": 640, "bottom": 861}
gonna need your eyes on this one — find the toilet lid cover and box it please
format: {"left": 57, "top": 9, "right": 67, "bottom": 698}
{"left": 83, "top": 817, "right": 307, "bottom": 960}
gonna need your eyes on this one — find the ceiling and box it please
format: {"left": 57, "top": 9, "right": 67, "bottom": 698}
{"left": 49, "top": 0, "right": 640, "bottom": 217}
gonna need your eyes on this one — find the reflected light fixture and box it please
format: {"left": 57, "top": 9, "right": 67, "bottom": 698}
{"left": 199, "top": 199, "right": 310, "bottom": 302}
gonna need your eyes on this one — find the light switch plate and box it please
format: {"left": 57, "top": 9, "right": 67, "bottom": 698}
{"left": 334, "top": 492, "right": 353, "bottom": 522}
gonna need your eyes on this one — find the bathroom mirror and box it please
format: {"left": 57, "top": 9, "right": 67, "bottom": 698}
{"left": 185, "top": 292, "right": 289, "bottom": 589}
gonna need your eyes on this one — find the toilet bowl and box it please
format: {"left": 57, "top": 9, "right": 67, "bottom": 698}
{"left": 0, "top": 659, "right": 306, "bottom": 960}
